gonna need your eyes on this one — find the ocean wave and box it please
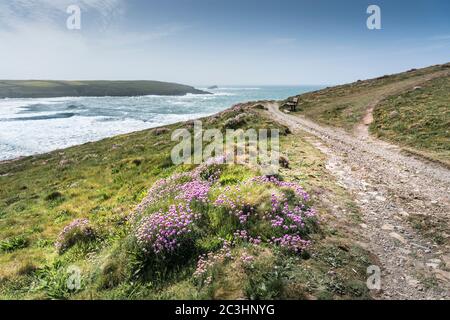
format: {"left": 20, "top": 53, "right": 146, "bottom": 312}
{"left": 1, "top": 112, "right": 76, "bottom": 122}
{"left": 0, "top": 112, "right": 212, "bottom": 161}
{"left": 211, "top": 92, "right": 237, "bottom": 96}
{"left": 0, "top": 86, "right": 316, "bottom": 161}
{"left": 213, "top": 87, "right": 261, "bottom": 91}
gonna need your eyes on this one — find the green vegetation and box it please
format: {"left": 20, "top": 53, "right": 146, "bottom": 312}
{"left": 371, "top": 74, "right": 450, "bottom": 165}
{"left": 0, "top": 80, "right": 209, "bottom": 98}
{"left": 0, "top": 235, "right": 29, "bottom": 253}
{"left": 408, "top": 213, "right": 448, "bottom": 246}
{"left": 285, "top": 63, "right": 449, "bottom": 132}
{"left": 282, "top": 62, "right": 450, "bottom": 164}
{"left": 0, "top": 103, "right": 373, "bottom": 300}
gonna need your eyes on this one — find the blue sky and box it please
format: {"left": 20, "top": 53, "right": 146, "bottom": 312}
{"left": 0, "top": 0, "right": 449, "bottom": 85}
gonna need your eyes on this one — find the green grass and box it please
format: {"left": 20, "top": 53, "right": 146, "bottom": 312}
{"left": 3, "top": 64, "right": 448, "bottom": 299}
{"left": 370, "top": 74, "right": 450, "bottom": 165}
{"left": 0, "top": 80, "right": 208, "bottom": 98}
{"left": 0, "top": 235, "right": 29, "bottom": 253}
{"left": 408, "top": 213, "right": 448, "bottom": 245}
{"left": 0, "top": 102, "right": 374, "bottom": 300}
{"left": 0, "top": 105, "right": 273, "bottom": 277}
{"left": 285, "top": 63, "right": 449, "bottom": 132}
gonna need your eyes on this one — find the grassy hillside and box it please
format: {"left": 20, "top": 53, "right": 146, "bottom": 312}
{"left": 0, "top": 80, "right": 209, "bottom": 98}
{"left": 2, "top": 64, "right": 448, "bottom": 300}
{"left": 285, "top": 63, "right": 449, "bottom": 129}
{"left": 284, "top": 62, "right": 450, "bottom": 164}
{"left": 0, "top": 103, "right": 373, "bottom": 300}
{"left": 370, "top": 74, "right": 450, "bottom": 165}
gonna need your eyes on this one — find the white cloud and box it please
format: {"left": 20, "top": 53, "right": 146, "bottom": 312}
{"left": 0, "top": 0, "right": 124, "bottom": 30}
{"left": 93, "top": 24, "right": 188, "bottom": 49}
{"left": 0, "top": 0, "right": 128, "bottom": 80}
{"left": 0, "top": 0, "right": 190, "bottom": 77}
{"left": 0, "top": 0, "right": 187, "bottom": 81}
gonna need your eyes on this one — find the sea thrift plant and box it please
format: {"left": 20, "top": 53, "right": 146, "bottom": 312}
{"left": 136, "top": 204, "right": 200, "bottom": 254}
{"left": 233, "top": 230, "right": 262, "bottom": 245}
{"left": 214, "top": 186, "right": 254, "bottom": 224}
{"left": 196, "top": 155, "right": 227, "bottom": 182}
{"left": 134, "top": 156, "right": 228, "bottom": 255}
{"left": 263, "top": 190, "right": 316, "bottom": 252}
{"left": 251, "top": 176, "right": 310, "bottom": 201}
{"left": 55, "top": 218, "right": 95, "bottom": 254}
{"left": 270, "top": 234, "right": 311, "bottom": 253}
{"left": 213, "top": 176, "right": 316, "bottom": 253}
{"left": 175, "top": 180, "right": 211, "bottom": 203}
{"left": 134, "top": 155, "right": 226, "bottom": 215}
{"left": 193, "top": 241, "right": 233, "bottom": 283}
{"left": 239, "top": 252, "right": 255, "bottom": 267}
{"left": 135, "top": 160, "right": 317, "bottom": 284}
{"left": 134, "top": 172, "right": 193, "bottom": 213}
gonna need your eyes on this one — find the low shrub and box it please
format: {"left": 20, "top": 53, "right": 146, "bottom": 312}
{"left": 0, "top": 235, "right": 29, "bottom": 253}
{"left": 32, "top": 261, "right": 82, "bottom": 299}
{"left": 45, "top": 191, "right": 64, "bottom": 201}
{"left": 55, "top": 219, "right": 96, "bottom": 254}
{"left": 223, "top": 114, "right": 249, "bottom": 129}
{"left": 136, "top": 204, "right": 200, "bottom": 255}
{"left": 128, "top": 159, "right": 318, "bottom": 291}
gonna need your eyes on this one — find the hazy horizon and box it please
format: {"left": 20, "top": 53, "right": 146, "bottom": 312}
{"left": 0, "top": 0, "right": 449, "bottom": 85}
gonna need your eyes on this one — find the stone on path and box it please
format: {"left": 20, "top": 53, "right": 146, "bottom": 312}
{"left": 434, "top": 269, "right": 450, "bottom": 282}
{"left": 389, "top": 232, "right": 407, "bottom": 244}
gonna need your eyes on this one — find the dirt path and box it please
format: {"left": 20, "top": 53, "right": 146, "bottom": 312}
{"left": 266, "top": 102, "right": 450, "bottom": 300}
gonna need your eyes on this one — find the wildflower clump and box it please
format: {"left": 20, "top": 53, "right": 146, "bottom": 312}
{"left": 239, "top": 252, "right": 255, "bottom": 267}
{"left": 251, "top": 176, "right": 310, "bottom": 201}
{"left": 175, "top": 180, "right": 211, "bottom": 203}
{"left": 214, "top": 186, "right": 253, "bottom": 224}
{"left": 134, "top": 173, "right": 193, "bottom": 212}
{"left": 55, "top": 219, "right": 95, "bottom": 254}
{"left": 263, "top": 181, "right": 316, "bottom": 253}
{"left": 212, "top": 176, "right": 316, "bottom": 253}
{"left": 132, "top": 157, "right": 318, "bottom": 289}
{"left": 193, "top": 240, "right": 233, "bottom": 284}
{"left": 133, "top": 156, "right": 228, "bottom": 256}
{"left": 134, "top": 156, "right": 225, "bottom": 215}
{"left": 136, "top": 204, "right": 200, "bottom": 254}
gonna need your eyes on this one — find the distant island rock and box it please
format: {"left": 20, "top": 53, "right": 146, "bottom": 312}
{"left": 0, "top": 80, "right": 211, "bottom": 99}
{"left": 207, "top": 85, "right": 219, "bottom": 89}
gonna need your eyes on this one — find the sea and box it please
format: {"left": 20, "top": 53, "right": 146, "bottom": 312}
{"left": 0, "top": 86, "right": 322, "bottom": 161}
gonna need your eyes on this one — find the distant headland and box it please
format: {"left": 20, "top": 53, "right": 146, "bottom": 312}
{"left": 0, "top": 80, "right": 211, "bottom": 98}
